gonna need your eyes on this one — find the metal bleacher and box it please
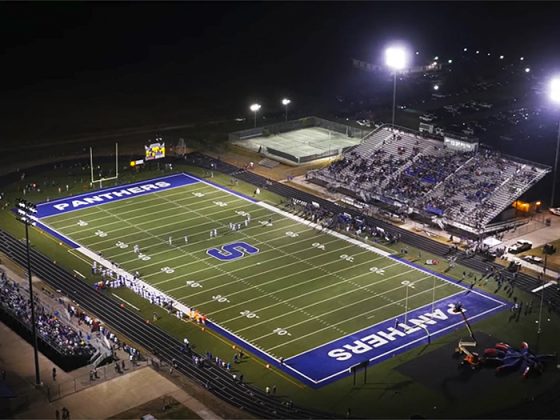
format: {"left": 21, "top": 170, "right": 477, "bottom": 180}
{"left": 308, "top": 125, "right": 551, "bottom": 234}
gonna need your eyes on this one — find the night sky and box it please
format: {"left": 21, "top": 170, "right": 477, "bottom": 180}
{"left": 1, "top": 2, "right": 560, "bottom": 143}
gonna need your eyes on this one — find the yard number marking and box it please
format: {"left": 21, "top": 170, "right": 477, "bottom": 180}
{"left": 236, "top": 210, "right": 249, "bottom": 217}
{"left": 95, "top": 230, "right": 107, "bottom": 238}
{"left": 186, "top": 280, "right": 202, "bottom": 288}
{"left": 77, "top": 220, "right": 88, "bottom": 227}
{"left": 213, "top": 201, "right": 228, "bottom": 207}
{"left": 115, "top": 241, "right": 128, "bottom": 249}
{"left": 137, "top": 253, "right": 151, "bottom": 261}
{"left": 240, "top": 310, "right": 259, "bottom": 319}
{"left": 340, "top": 254, "right": 354, "bottom": 262}
{"left": 285, "top": 231, "right": 299, "bottom": 238}
{"left": 369, "top": 267, "right": 385, "bottom": 275}
{"left": 273, "top": 327, "right": 291, "bottom": 336}
{"left": 312, "top": 242, "right": 326, "bottom": 250}
{"left": 192, "top": 192, "right": 205, "bottom": 197}
{"left": 401, "top": 280, "right": 415, "bottom": 288}
{"left": 212, "top": 294, "right": 230, "bottom": 303}
{"left": 160, "top": 266, "right": 175, "bottom": 274}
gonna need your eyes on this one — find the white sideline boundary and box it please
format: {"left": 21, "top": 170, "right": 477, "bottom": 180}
{"left": 255, "top": 201, "right": 392, "bottom": 258}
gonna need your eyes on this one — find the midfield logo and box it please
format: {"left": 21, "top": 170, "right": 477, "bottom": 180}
{"left": 207, "top": 241, "right": 259, "bottom": 261}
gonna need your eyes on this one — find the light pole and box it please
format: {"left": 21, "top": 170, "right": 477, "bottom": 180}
{"left": 16, "top": 199, "right": 41, "bottom": 387}
{"left": 549, "top": 77, "right": 560, "bottom": 208}
{"left": 385, "top": 46, "right": 408, "bottom": 131}
{"left": 536, "top": 243, "right": 556, "bottom": 350}
{"left": 281, "top": 98, "right": 291, "bottom": 122}
{"left": 250, "top": 103, "right": 261, "bottom": 128}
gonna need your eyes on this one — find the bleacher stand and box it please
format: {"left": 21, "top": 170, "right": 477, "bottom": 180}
{"left": 308, "top": 126, "right": 549, "bottom": 232}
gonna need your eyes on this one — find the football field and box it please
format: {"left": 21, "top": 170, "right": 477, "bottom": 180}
{"left": 35, "top": 173, "right": 507, "bottom": 386}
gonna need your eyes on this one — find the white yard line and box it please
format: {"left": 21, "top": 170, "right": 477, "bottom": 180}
{"left": 233, "top": 269, "right": 425, "bottom": 334}
{"left": 265, "top": 280, "right": 451, "bottom": 352}
{"left": 150, "top": 235, "right": 344, "bottom": 285}
{"left": 215, "top": 261, "right": 410, "bottom": 326}
{"left": 169, "top": 243, "right": 372, "bottom": 297}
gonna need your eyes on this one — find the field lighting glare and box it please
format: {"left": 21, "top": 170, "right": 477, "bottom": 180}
{"left": 551, "top": 78, "right": 560, "bottom": 104}
{"left": 250, "top": 103, "right": 261, "bottom": 128}
{"left": 433, "top": 85, "right": 439, "bottom": 91}
{"left": 281, "top": 98, "right": 291, "bottom": 121}
{"left": 476, "top": 50, "right": 480, "bottom": 54}
{"left": 520, "top": 57, "right": 525, "bottom": 61}
{"left": 448, "top": 59, "right": 453, "bottom": 64}
{"left": 463, "top": 48, "right": 467, "bottom": 52}
{"left": 499, "top": 55, "right": 504, "bottom": 60}
{"left": 385, "top": 46, "right": 408, "bottom": 70}
{"left": 525, "top": 67, "right": 531, "bottom": 73}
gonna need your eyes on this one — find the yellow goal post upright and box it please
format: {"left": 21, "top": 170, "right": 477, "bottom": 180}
{"left": 90, "top": 142, "right": 119, "bottom": 189}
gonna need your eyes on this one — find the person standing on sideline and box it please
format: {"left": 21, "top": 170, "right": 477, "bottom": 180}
{"left": 52, "top": 367, "right": 57, "bottom": 381}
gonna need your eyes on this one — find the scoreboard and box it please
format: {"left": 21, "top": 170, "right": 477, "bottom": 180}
{"left": 145, "top": 142, "right": 166, "bottom": 161}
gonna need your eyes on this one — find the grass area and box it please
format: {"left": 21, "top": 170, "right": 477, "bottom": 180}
{"left": 1, "top": 161, "right": 560, "bottom": 418}
{"left": 109, "top": 395, "right": 201, "bottom": 420}
{"left": 41, "top": 175, "right": 467, "bottom": 365}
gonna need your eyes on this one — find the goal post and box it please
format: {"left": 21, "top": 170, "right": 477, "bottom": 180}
{"left": 90, "top": 142, "right": 119, "bottom": 189}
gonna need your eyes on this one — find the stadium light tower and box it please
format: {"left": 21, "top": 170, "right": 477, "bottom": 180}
{"left": 250, "top": 103, "right": 261, "bottom": 128}
{"left": 385, "top": 45, "right": 408, "bottom": 131}
{"left": 281, "top": 98, "right": 291, "bottom": 122}
{"left": 15, "top": 199, "right": 41, "bottom": 387}
{"left": 549, "top": 77, "right": 560, "bottom": 208}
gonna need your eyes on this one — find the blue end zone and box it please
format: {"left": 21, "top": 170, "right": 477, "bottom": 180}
{"left": 36, "top": 173, "right": 199, "bottom": 218}
{"left": 285, "top": 290, "right": 507, "bottom": 386}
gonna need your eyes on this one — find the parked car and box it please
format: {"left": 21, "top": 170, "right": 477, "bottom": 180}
{"left": 523, "top": 255, "right": 543, "bottom": 265}
{"left": 549, "top": 207, "right": 560, "bottom": 216}
{"left": 508, "top": 239, "right": 533, "bottom": 254}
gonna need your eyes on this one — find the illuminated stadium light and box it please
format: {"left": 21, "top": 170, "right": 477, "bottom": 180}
{"left": 550, "top": 77, "right": 560, "bottom": 104}
{"left": 385, "top": 45, "right": 408, "bottom": 130}
{"left": 433, "top": 84, "right": 440, "bottom": 91}
{"left": 281, "top": 98, "right": 291, "bottom": 121}
{"left": 463, "top": 47, "right": 467, "bottom": 52}
{"left": 448, "top": 59, "right": 453, "bottom": 64}
{"left": 250, "top": 103, "right": 261, "bottom": 128}
{"left": 434, "top": 56, "right": 439, "bottom": 60}
{"left": 415, "top": 51, "right": 419, "bottom": 55}
{"left": 520, "top": 56, "right": 525, "bottom": 61}
{"left": 385, "top": 46, "right": 408, "bottom": 71}
{"left": 549, "top": 76, "right": 560, "bottom": 209}
{"left": 499, "top": 55, "right": 504, "bottom": 60}
{"left": 476, "top": 50, "right": 480, "bottom": 54}
{"left": 525, "top": 67, "right": 531, "bottom": 73}
{"left": 487, "top": 52, "right": 491, "bottom": 56}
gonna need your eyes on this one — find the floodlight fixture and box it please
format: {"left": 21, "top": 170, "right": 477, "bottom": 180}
{"left": 415, "top": 51, "right": 419, "bottom": 55}
{"left": 549, "top": 76, "right": 560, "bottom": 209}
{"left": 463, "top": 48, "right": 468, "bottom": 52}
{"left": 525, "top": 67, "right": 531, "bottom": 73}
{"left": 384, "top": 45, "right": 408, "bottom": 130}
{"left": 520, "top": 57, "right": 525, "bottom": 61}
{"left": 476, "top": 50, "right": 480, "bottom": 54}
{"left": 385, "top": 46, "right": 408, "bottom": 71}
{"left": 433, "top": 85, "right": 440, "bottom": 91}
{"left": 15, "top": 197, "right": 41, "bottom": 386}
{"left": 250, "top": 103, "right": 261, "bottom": 128}
{"left": 434, "top": 56, "right": 439, "bottom": 60}
{"left": 499, "top": 55, "right": 504, "bottom": 60}
{"left": 448, "top": 59, "right": 453, "bottom": 64}
{"left": 281, "top": 98, "right": 291, "bottom": 121}
{"left": 550, "top": 77, "right": 560, "bottom": 104}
